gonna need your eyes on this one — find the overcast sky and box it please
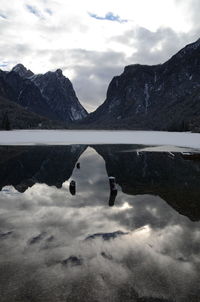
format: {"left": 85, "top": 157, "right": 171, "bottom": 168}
{"left": 0, "top": 0, "right": 200, "bottom": 112}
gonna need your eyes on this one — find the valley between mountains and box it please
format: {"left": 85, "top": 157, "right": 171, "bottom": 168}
{"left": 1, "top": 38, "right": 200, "bottom": 132}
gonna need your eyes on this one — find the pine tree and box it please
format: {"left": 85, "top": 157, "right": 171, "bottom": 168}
{"left": 1, "top": 113, "right": 11, "bottom": 130}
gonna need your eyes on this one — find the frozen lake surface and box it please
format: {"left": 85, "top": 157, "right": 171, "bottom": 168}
{"left": 0, "top": 130, "right": 200, "bottom": 149}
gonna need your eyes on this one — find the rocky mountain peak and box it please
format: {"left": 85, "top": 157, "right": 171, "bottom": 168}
{"left": 30, "top": 69, "right": 88, "bottom": 121}
{"left": 186, "top": 37, "right": 200, "bottom": 50}
{"left": 124, "top": 64, "right": 143, "bottom": 74}
{"left": 171, "top": 37, "right": 200, "bottom": 62}
{"left": 84, "top": 37, "right": 200, "bottom": 131}
{"left": 55, "top": 69, "right": 63, "bottom": 77}
{"left": 12, "top": 64, "right": 34, "bottom": 78}
{"left": 0, "top": 64, "right": 88, "bottom": 123}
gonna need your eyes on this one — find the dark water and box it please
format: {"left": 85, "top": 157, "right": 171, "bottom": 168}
{"left": 0, "top": 145, "right": 199, "bottom": 302}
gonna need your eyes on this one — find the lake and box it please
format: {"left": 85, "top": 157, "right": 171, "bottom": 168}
{"left": 0, "top": 138, "right": 200, "bottom": 301}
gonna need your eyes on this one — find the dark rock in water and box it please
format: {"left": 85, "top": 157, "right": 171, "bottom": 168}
{"left": 109, "top": 176, "right": 116, "bottom": 190}
{"left": 69, "top": 180, "right": 76, "bottom": 195}
{"left": 81, "top": 38, "right": 200, "bottom": 132}
{"left": 76, "top": 162, "right": 80, "bottom": 169}
{"left": 109, "top": 188, "right": 117, "bottom": 207}
{"left": 108, "top": 176, "right": 118, "bottom": 206}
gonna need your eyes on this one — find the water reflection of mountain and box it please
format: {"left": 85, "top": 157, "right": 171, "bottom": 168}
{"left": 1, "top": 144, "right": 200, "bottom": 221}
{"left": 94, "top": 145, "right": 200, "bottom": 221}
{"left": 0, "top": 145, "right": 200, "bottom": 301}
{"left": 0, "top": 145, "right": 86, "bottom": 192}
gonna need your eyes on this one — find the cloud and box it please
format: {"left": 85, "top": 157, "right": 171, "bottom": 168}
{"left": 48, "top": 48, "right": 127, "bottom": 111}
{"left": 112, "top": 26, "right": 199, "bottom": 65}
{"left": 88, "top": 12, "right": 127, "bottom": 23}
{"left": 0, "top": 0, "right": 200, "bottom": 111}
{"left": 175, "top": 0, "right": 200, "bottom": 30}
{"left": 25, "top": 4, "right": 42, "bottom": 18}
{"left": 0, "top": 13, "right": 7, "bottom": 19}
{"left": 45, "top": 8, "right": 53, "bottom": 16}
{"left": 0, "top": 62, "right": 9, "bottom": 67}
{"left": 0, "top": 43, "right": 32, "bottom": 62}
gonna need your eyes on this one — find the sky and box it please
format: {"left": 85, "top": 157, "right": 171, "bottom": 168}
{"left": 0, "top": 0, "right": 200, "bottom": 112}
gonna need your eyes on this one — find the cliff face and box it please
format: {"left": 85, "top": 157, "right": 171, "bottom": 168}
{"left": 0, "top": 64, "right": 88, "bottom": 124}
{"left": 83, "top": 38, "right": 200, "bottom": 131}
{"left": 31, "top": 69, "right": 88, "bottom": 122}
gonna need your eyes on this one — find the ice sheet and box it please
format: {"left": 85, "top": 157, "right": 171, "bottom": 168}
{"left": 0, "top": 130, "right": 200, "bottom": 149}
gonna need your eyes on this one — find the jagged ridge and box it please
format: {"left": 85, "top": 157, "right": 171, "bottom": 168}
{"left": 82, "top": 38, "right": 200, "bottom": 131}
{"left": 0, "top": 64, "right": 88, "bottom": 124}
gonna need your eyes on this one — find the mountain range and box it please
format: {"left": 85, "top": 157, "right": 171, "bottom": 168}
{"left": 1, "top": 38, "right": 200, "bottom": 131}
{"left": 0, "top": 64, "right": 87, "bottom": 129}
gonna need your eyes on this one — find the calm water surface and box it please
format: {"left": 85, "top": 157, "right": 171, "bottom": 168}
{"left": 0, "top": 144, "right": 199, "bottom": 302}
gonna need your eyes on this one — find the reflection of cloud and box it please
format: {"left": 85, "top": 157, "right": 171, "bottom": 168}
{"left": 0, "top": 219, "right": 199, "bottom": 301}
{"left": 0, "top": 147, "right": 200, "bottom": 301}
{"left": 85, "top": 230, "right": 128, "bottom": 241}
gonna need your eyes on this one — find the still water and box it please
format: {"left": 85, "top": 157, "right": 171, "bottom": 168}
{"left": 0, "top": 144, "right": 199, "bottom": 302}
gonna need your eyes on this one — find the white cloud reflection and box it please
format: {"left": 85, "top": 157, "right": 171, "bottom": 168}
{"left": 0, "top": 147, "right": 199, "bottom": 301}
